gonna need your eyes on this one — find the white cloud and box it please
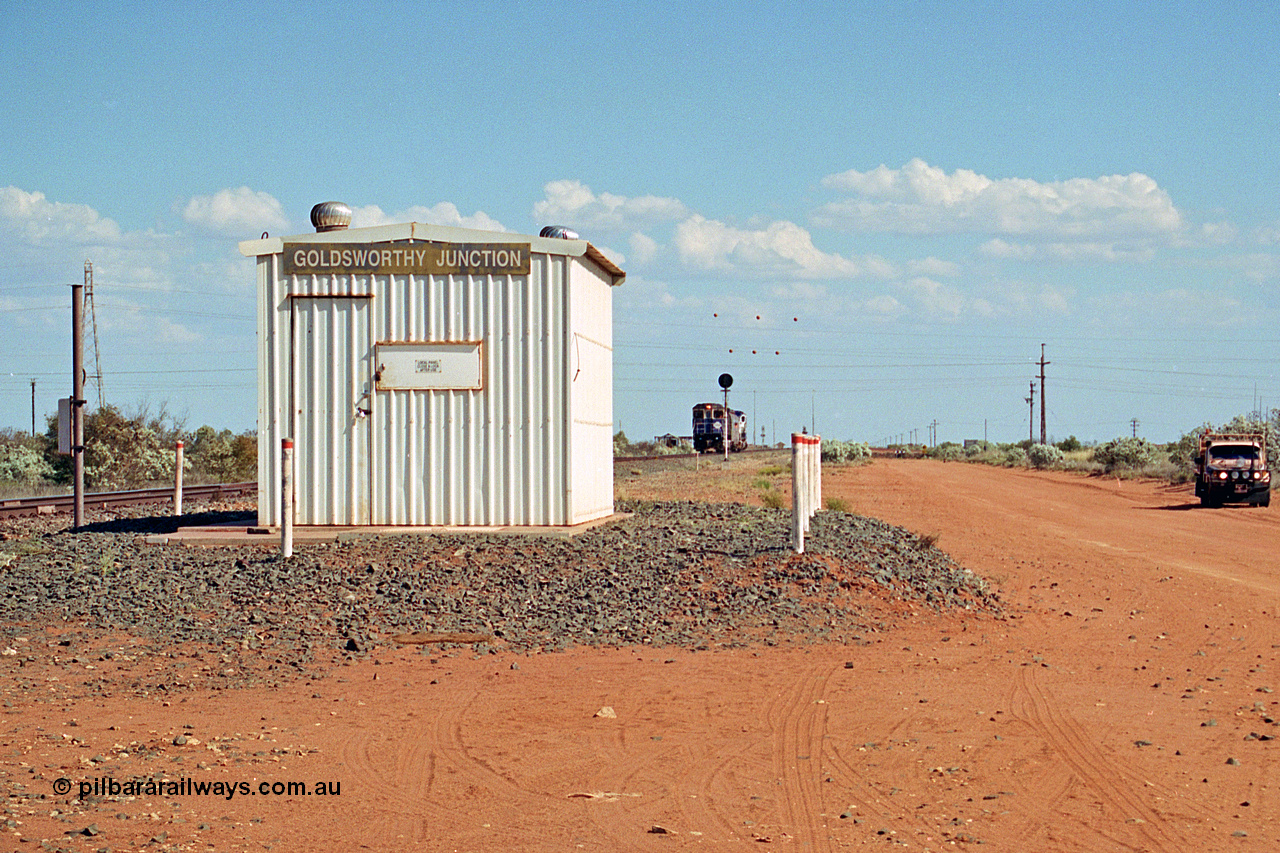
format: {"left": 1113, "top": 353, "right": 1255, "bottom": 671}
{"left": 901, "top": 276, "right": 964, "bottom": 320}
{"left": 101, "top": 301, "right": 202, "bottom": 344}
{"left": 181, "top": 187, "right": 289, "bottom": 235}
{"left": 628, "top": 232, "right": 659, "bottom": 265}
{"left": 1252, "top": 222, "right": 1280, "bottom": 245}
{"left": 815, "top": 158, "right": 1183, "bottom": 241}
{"left": 864, "top": 294, "right": 904, "bottom": 316}
{"left": 980, "top": 238, "right": 1157, "bottom": 262}
{"left": 1220, "top": 252, "right": 1280, "bottom": 283}
{"left": 0, "top": 186, "right": 124, "bottom": 244}
{"left": 1197, "top": 221, "right": 1236, "bottom": 246}
{"left": 907, "top": 256, "right": 960, "bottom": 277}
{"left": 1086, "top": 287, "right": 1248, "bottom": 330}
{"left": 593, "top": 243, "right": 626, "bottom": 267}
{"left": 533, "top": 180, "right": 687, "bottom": 233}
{"left": 673, "top": 215, "right": 889, "bottom": 279}
{"left": 769, "top": 281, "right": 831, "bottom": 301}
{"left": 350, "top": 202, "right": 508, "bottom": 232}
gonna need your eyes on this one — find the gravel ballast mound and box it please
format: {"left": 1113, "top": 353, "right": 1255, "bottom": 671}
{"left": 0, "top": 499, "right": 998, "bottom": 683}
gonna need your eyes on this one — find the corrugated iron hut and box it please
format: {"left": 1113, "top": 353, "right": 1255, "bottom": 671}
{"left": 239, "top": 204, "right": 623, "bottom": 527}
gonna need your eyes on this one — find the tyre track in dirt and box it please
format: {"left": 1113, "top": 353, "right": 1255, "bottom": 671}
{"left": 673, "top": 740, "right": 762, "bottom": 842}
{"left": 574, "top": 723, "right": 674, "bottom": 850}
{"left": 337, "top": 727, "right": 440, "bottom": 844}
{"left": 433, "top": 687, "right": 562, "bottom": 809}
{"left": 822, "top": 739, "right": 904, "bottom": 825}
{"left": 1008, "top": 664, "right": 1187, "bottom": 851}
{"left": 338, "top": 692, "right": 561, "bottom": 848}
{"left": 764, "top": 664, "right": 835, "bottom": 851}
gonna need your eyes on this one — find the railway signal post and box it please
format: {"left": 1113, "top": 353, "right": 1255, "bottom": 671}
{"left": 719, "top": 373, "right": 733, "bottom": 462}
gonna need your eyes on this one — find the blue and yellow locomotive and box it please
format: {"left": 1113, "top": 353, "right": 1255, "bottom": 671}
{"left": 692, "top": 403, "right": 748, "bottom": 453}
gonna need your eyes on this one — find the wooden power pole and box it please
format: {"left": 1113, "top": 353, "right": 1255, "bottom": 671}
{"left": 1025, "top": 381, "right": 1036, "bottom": 444}
{"left": 1038, "top": 343, "right": 1050, "bottom": 446}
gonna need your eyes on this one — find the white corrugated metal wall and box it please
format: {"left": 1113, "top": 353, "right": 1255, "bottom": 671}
{"left": 569, "top": 259, "right": 615, "bottom": 521}
{"left": 248, "top": 225, "right": 619, "bottom": 527}
{"left": 368, "top": 253, "right": 569, "bottom": 525}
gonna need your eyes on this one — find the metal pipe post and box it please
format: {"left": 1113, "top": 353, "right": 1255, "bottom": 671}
{"left": 791, "top": 434, "right": 804, "bottom": 553}
{"left": 281, "top": 438, "right": 294, "bottom": 558}
{"left": 723, "top": 388, "right": 730, "bottom": 462}
{"left": 173, "top": 441, "right": 184, "bottom": 516}
{"left": 71, "top": 281, "right": 85, "bottom": 529}
{"left": 812, "top": 435, "right": 822, "bottom": 521}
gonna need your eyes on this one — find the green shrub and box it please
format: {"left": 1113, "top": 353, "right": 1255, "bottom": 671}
{"left": 187, "top": 425, "right": 257, "bottom": 483}
{"left": 932, "top": 443, "right": 964, "bottom": 462}
{"left": 1002, "top": 447, "right": 1028, "bottom": 467}
{"left": 38, "top": 404, "right": 256, "bottom": 489}
{"left": 821, "top": 440, "right": 871, "bottom": 463}
{"left": 760, "top": 489, "right": 786, "bottom": 509}
{"left": 1027, "top": 443, "right": 1064, "bottom": 469}
{"left": 1056, "top": 435, "right": 1082, "bottom": 453}
{"left": 1093, "top": 437, "right": 1162, "bottom": 473}
{"left": 0, "top": 435, "right": 54, "bottom": 484}
{"left": 613, "top": 430, "right": 631, "bottom": 456}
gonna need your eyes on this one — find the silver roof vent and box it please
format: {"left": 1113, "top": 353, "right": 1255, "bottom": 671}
{"left": 311, "top": 201, "right": 352, "bottom": 232}
{"left": 539, "top": 225, "right": 580, "bottom": 240}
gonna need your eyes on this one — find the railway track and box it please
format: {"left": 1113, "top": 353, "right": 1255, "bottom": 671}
{"left": 614, "top": 446, "right": 781, "bottom": 463}
{"left": 0, "top": 482, "right": 255, "bottom": 520}
{"left": 3, "top": 445, "right": 835, "bottom": 520}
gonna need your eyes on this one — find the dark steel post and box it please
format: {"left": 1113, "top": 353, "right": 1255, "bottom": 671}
{"left": 71, "top": 278, "right": 85, "bottom": 529}
{"left": 723, "top": 388, "right": 729, "bottom": 462}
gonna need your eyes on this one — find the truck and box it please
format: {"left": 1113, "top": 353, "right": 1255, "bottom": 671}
{"left": 1194, "top": 432, "right": 1270, "bottom": 507}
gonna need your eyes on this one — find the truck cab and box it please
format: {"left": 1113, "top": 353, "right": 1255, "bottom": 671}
{"left": 1194, "top": 432, "right": 1271, "bottom": 507}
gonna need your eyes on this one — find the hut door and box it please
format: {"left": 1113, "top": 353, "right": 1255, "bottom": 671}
{"left": 289, "top": 296, "right": 374, "bottom": 525}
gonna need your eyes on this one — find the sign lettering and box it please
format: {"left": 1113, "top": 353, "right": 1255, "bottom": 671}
{"left": 283, "top": 241, "right": 531, "bottom": 276}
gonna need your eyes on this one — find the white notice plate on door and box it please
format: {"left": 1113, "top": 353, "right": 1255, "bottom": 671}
{"left": 376, "top": 342, "right": 483, "bottom": 390}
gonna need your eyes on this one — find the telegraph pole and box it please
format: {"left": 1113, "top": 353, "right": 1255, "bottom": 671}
{"left": 1131, "top": 418, "right": 1140, "bottom": 438}
{"left": 1038, "top": 343, "right": 1050, "bottom": 446}
{"left": 30, "top": 379, "right": 36, "bottom": 437}
{"left": 1026, "top": 381, "right": 1036, "bottom": 444}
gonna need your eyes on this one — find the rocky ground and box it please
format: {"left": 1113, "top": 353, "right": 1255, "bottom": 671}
{"left": 0, "top": 495, "right": 996, "bottom": 694}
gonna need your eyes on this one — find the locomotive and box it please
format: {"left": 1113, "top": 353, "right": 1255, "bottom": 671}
{"left": 692, "top": 402, "right": 748, "bottom": 453}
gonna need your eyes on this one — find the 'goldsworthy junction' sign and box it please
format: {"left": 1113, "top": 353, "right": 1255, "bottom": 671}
{"left": 283, "top": 241, "right": 532, "bottom": 277}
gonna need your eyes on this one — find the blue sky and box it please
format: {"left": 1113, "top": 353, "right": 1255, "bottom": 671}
{"left": 2, "top": 1, "right": 1277, "bottom": 445}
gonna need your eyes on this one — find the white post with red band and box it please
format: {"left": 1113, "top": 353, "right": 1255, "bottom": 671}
{"left": 173, "top": 441, "right": 184, "bottom": 517}
{"left": 791, "top": 433, "right": 822, "bottom": 553}
{"left": 281, "top": 437, "right": 294, "bottom": 559}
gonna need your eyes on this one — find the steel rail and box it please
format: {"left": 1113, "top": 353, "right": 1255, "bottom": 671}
{"left": 0, "top": 482, "right": 255, "bottom": 520}
{"left": 613, "top": 446, "right": 781, "bottom": 463}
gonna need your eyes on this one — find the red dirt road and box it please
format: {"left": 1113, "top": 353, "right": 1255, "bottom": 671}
{"left": 3, "top": 458, "right": 1279, "bottom": 852}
